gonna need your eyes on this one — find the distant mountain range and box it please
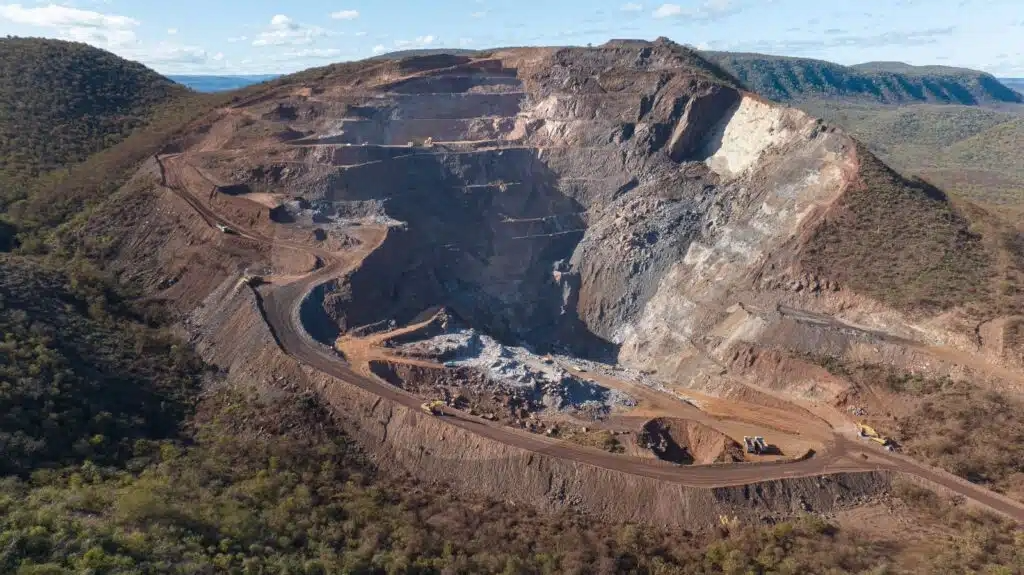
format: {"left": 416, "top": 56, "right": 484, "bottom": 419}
{"left": 1001, "top": 78, "right": 1024, "bottom": 94}
{"left": 699, "top": 52, "right": 1022, "bottom": 105}
{"left": 169, "top": 74, "right": 279, "bottom": 92}
{"left": 168, "top": 50, "right": 1023, "bottom": 106}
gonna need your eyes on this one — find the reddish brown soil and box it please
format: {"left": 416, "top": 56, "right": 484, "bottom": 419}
{"left": 637, "top": 418, "right": 745, "bottom": 464}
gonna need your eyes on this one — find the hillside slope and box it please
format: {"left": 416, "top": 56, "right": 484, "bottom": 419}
{"left": 0, "top": 255, "right": 202, "bottom": 475}
{"left": 0, "top": 38, "right": 186, "bottom": 187}
{"left": 796, "top": 100, "right": 1024, "bottom": 204}
{"left": 702, "top": 51, "right": 1023, "bottom": 105}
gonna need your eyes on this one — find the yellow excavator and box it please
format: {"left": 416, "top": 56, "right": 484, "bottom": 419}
{"left": 857, "top": 423, "right": 896, "bottom": 451}
{"left": 420, "top": 400, "right": 446, "bottom": 416}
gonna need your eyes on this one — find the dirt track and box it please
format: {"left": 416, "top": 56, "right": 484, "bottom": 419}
{"left": 155, "top": 152, "right": 1024, "bottom": 523}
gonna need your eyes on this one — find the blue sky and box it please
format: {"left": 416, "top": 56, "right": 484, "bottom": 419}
{"left": 1, "top": 0, "right": 1022, "bottom": 76}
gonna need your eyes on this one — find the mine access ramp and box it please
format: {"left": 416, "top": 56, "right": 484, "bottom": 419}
{"left": 743, "top": 436, "right": 767, "bottom": 455}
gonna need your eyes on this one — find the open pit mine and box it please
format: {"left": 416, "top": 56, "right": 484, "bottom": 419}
{"left": 103, "top": 39, "right": 1024, "bottom": 527}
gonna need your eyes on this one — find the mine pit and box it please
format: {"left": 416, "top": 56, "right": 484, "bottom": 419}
{"left": 112, "top": 39, "right": 1024, "bottom": 531}
{"left": 637, "top": 418, "right": 746, "bottom": 465}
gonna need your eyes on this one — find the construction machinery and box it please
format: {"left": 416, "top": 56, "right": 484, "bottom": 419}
{"left": 216, "top": 223, "right": 236, "bottom": 234}
{"left": 420, "top": 400, "right": 446, "bottom": 416}
{"left": 857, "top": 423, "right": 897, "bottom": 451}
{"left": 743, "top": 436, "right": 767, "bottom": 455}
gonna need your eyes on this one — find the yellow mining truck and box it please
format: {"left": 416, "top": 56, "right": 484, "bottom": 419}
{"left": 420, "top": 400, "right": 446, "bottom": 416}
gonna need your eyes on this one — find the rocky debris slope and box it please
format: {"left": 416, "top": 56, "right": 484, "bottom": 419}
{"left": 392, "top": 311, "right": 637, "bottom": 416}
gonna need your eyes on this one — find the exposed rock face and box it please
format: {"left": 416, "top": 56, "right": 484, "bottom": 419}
{"left": 118, "top": 39, "right": 1016, "bottom": 388}
{"left": 183, "top": 279, "right": 892, "bottom": 529}
{"left": 216, "top": 40, "right": 864, "bottom": 370}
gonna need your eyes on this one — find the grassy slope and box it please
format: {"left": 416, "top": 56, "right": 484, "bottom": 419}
{"left": 810, "top": 355, "right": 1024, "bottom": 504}
{"left": 2, "top": 367, "right": 1020, "bottom": 574}
{"left": 702, "top": 51, "right": 1023, "bottom": 105}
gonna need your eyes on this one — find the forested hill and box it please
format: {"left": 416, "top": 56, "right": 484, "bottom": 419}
{"left": 0, "top": 37, "right": 186, "bottom": 183}
{"left": 701, "top": 51, "right": 1023, "bottom": 105}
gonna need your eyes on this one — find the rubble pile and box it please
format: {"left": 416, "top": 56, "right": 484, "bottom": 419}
{"left": 398, "top": 325, "right": 636, "bottom": 416}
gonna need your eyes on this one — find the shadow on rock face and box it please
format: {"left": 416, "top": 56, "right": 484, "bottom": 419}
{"left": 269, "top": 205, "right": 296, "bottom": 223}
{"left": 638, "top": 418, "right": 745, "bottom": 465}
{"left": 303, "top": 147, "right": 619, "bottom": 359}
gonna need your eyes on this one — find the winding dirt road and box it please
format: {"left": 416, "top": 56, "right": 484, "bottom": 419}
{"left": 155, "top": 152, "right": 1024, "bottom": 523}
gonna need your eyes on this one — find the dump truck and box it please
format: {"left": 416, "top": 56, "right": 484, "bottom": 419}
{"left": 216, "top": 223, "right": 236, "bottom": 234}
{"left": 744, "top": 436, "right": 767, "bottom": 455}
{"left": 420, "top": 400, "right": 446, "bottom": 416}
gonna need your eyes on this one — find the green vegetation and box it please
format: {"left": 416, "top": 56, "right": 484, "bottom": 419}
{"left": 898, "top": 384, "right": 1024, "bottom": 495}
{"left": 0, "top": 38, "right": 232, "bottom": 251}
{"left": 0, "top": 247, "right": 897, "bottom": 573}
{"left": 800, "top": 144, "right": 995, "bottom": 313}
{"left": 701, "top": 51, "right": 1022, "bottom": 105}
{"left": 1, "top": 377, "right": 1021, "bottom": 574}
{"left": 892, "top": 482, "right": 1024, "bottom": 574}
{"left": 696, "top": 51, "right": 1024, "bottom": 206}
{"left": 9, "top": 90, "right": 224, "bottom": 248}
{"left": 2, "top": 37, "right": 1023, "bottom": 573}
{"left": 795, "top": 99, "right": 1024, "bottom": 205}
{"left": 0, "top": 255, "right": 203, "bottom": 476}
{"left": 0, "top": 38, "right": 185, "bottom": 189}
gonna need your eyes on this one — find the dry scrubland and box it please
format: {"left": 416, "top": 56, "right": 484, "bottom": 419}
{"left": 796, "top": 99, "right": 1024, "bottom": 206}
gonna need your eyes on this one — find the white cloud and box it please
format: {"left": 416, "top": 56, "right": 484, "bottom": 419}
{"left": 0, "top": 3, "right": 139, "bottom": 47}
{"left": 371, "top": 44, "right": 386, "bottom": 54}
{"left": 459, "top": 37, "right": 474, "bottom": 46}
{"left": 653, "top": 3, "right": 682, "bottom": 18}
{"left": 330, "top": 9, "right": 359, "bottom": 20}
{"left": 61, "top": 25, "right": 136, "bottom": 47}
{"left": 394, "top": 35, "right": 435, "bottom": 49}
{"left": 0, "top": 3, "right": 138, "bottom": 28}
{"left": 471, "top": 11, "right": 486, "bottom": 18}
{"left": 622, "top": 2, "right": 643, "bottom": 11}
{"left": 167, "top": 27, "right": 177, "bottom": 35}
{"left": 278, "top": 47, "right": 342, "bottom": 60}
{"left": 653, "top": 0, "right": 737, "bottom": 19}
{"left": 253, "top": 14, "right": 328, "bottom": 46}
{"left": 144, "top": 44, "right": 211, "bottom": 65}
{"left": 227, "top": 35, "right": 248, "bottom": 43}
